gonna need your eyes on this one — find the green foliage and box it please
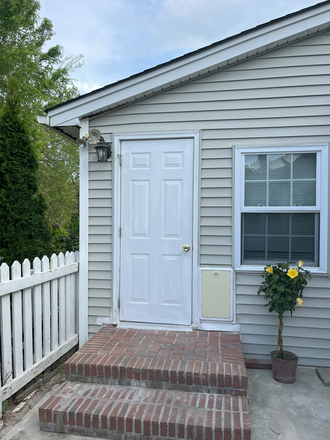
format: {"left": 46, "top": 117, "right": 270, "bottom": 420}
{"left": 0, "top": 0, "right": 82, "bottom": 118}
{"left": 2, "top": 400, "right": 8, "bottom": 413}
{"left": 38, "top": 131, "right": 79, "bottom": 227}
{"left": 51, "top": 215, "right": 79, "bottom": 254}
{"left": 0, "top": 0, "right": 82, "bottom": 229}
{"left": 0, "top": 80, "right": 52, "bottom": 266}
{"left": 258, "top": 262, "right": 311, "bottom": 359}
{"left": 258, "top": 262, "right": 311, "bottom": 319}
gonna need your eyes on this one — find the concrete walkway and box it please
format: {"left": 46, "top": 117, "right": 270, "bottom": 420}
{"left": 248, "top": 367, "right": 330, "bottom": 440}
{"left": 2, "top": 366, "right": 330, "bottom": 440}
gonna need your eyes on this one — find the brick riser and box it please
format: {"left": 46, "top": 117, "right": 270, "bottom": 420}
{"left": 40, "top": 329, "right": 251, "bottom": 439}
{"left": 39, "top": 382, "right": 251, "bottom": 440}
{"left": 65, "top": 359, "right": 247, "bottom": 397}
{"left": 64, "top": 329, "right": 248, "bottom": 397}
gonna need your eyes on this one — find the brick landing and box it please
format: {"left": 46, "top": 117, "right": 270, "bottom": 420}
{"left": 64, "top": 327, "right": 247, "bottom": 396}
{"left": 40, "top": 327, "right": 251, "bottom": 439}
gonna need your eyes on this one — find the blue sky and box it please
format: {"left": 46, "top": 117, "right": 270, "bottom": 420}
{"left": 39, "top": 0, "right": 324, "bottom": 95}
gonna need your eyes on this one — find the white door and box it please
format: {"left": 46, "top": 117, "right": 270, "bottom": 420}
{"left": 120, "top": 138, "right": 194, "bottom": 325}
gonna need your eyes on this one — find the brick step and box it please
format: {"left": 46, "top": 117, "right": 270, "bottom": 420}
{"left": 64, "top": 329, "right": 247, "bottom": 396}
{"left": 39, "top": 382, "right": 251, "bottom": 440}
{"left": 65, "top": 355, "right": 247, "bottom": 396}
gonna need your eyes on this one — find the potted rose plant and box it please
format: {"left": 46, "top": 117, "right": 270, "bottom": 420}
{"left": 258, "top": 261, "right": 311, "bottom": 383}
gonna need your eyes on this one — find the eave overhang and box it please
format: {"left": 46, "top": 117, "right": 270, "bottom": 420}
{"left": 39, "top": 1, "right": 330, "bottom": 142}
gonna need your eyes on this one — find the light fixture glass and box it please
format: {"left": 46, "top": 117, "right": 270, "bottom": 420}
{"left": 94, "top": 136, "right": 112, "bottom": 162}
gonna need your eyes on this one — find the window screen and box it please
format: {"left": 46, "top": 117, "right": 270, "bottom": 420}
{"left": 242, "top": 152, "right": 319, "bottom": 266}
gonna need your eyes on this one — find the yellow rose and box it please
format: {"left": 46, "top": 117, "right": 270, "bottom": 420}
{"left": 265, "top": 266, "right": 273, "bottom": 274}
{"left": 287, "top": 268, "right": 298, "bottom": 279}
{"left": 296, "top": 298, "right": 304, "bottom": 306}
{"left": 298, "top": 261, "right": 304, "bottom": 268}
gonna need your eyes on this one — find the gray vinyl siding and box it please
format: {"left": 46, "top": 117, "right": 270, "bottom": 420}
{"left": 87, "top": 29, "right": 330, "bottom": 362}
{"left": 237, "top": 274, "right": 330, "bottom": 367}
{"left": 88, "top": 154, "right": 112, "bottom": 338}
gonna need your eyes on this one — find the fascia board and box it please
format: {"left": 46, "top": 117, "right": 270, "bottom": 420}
{"left": 47, "top": 6, "right": 330, "bottom": 127}
{"left": 56, "top": 117, "right": 81, "bottom": 127}
{"left": 36, "top": 115, "right": 49, "bottom": 125}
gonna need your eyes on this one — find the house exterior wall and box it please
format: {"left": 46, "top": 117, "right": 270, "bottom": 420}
{"left": 88, "top": 159, "right": 113, "bottom": 335}
{"left": 87, "top": 30, "right": 330, "bottom": 365}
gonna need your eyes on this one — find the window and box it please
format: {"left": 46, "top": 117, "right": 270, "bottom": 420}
{"left": 234, "top": 146, "right": 328, "bottom": 271}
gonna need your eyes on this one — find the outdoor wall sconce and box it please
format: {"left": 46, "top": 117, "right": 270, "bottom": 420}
{"left": 94, "top": 136, "right": 112, "bottom": 162}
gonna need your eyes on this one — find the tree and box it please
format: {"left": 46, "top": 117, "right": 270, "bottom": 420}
{"left": 0, "top": 79, "right": 52, "bottom": 266}
{"left": 0, "top": 0, "right": 82, "bottom": 118}
{"left": 0, "top": 0, "right": 82, "bottom": 229}
{"left": 38, "top": 131, "right": 79, "bottom": 227}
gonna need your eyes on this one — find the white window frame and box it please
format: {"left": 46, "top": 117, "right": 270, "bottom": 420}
{"left": 234, "top": 145, "right": 328, "bottom": 274}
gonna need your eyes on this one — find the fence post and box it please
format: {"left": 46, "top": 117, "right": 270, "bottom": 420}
{"left": 22, "top": 259, "right": 33, "bottom": 370}
{"left": 0, "top": 252, "right": 79, "bottom": 407}
{"left": 65, "top": 252, "right": 71, "bottom": 339}
{"left": 75, "top": 251, "right": 79, "bottom": 340}
{"left": 42, "top": 256, "right": 51, "bottom": 357}
{"left": 33, "top": 257, "right": 42, "bottom": 362}
{"left": 1, "top": 264, "right": 12, "bottom": 386}
{"left": 58, "top": 253, "right": 65, "bottom": 345}
{"left": 50, "top": 254, "right": 59, "bottom": 351}
{"left": 12, "top": 261, "right": 23, "bottom": 378}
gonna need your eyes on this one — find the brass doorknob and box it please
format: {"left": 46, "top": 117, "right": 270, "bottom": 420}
{"left": 183, "top": 244, "right": 191, "bottom": 252}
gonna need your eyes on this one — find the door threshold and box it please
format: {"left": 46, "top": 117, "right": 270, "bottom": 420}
{"left": 118, "top": 322, "right": 193, "bottom": 332}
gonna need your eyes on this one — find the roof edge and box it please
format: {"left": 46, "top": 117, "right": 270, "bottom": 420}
{"left": 45, "top": 0, "right": 330, "bottom": 115}
{"left": 42, "top": 0, "right": 330, "bottom": 134}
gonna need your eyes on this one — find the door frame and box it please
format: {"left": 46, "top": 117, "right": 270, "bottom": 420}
{"left": 112, "top": 131, "right": 200, "bottom": 329}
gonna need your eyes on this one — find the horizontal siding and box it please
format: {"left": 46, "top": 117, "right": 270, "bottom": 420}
{"left": 88, "top": 144, "right": 113, "bottom": 336}
{"left": 89, "top": 189, "right": 112, "bottom": 199}
{"left": 87, "top": 30, "right": 330, "bottom": 352}
{"left": 91, "top": 31, "right": 330, "bottom": 268}
{"left": 236, "top": 273, "right": 330, "bottom": 366}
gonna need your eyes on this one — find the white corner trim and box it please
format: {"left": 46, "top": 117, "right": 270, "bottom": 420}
{"left": 79, "top": 119, "right": 89, "bottom": 140}
{"left": 112, "top": 136, "right": 121, "bottom": 325}
{"left": 78, "top": 118, "right": 89, "bottom": 346}
{"left": 112, "top": 131, "right": 200, "bottom": 327}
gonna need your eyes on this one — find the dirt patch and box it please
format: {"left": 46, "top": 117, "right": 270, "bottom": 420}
{"left": 1, "top": 369, "right": 65, "bottom": 438}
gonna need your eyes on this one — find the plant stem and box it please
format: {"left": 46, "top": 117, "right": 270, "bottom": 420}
{"left": 278, "top": 318, "right": 285, "bottom": 360}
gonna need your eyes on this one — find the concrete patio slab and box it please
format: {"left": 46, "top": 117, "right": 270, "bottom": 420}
{"left": 316, "top": 367, "right": 330, "bottom": 386}
{"left": 248, "top": 367, "right": 330, "bottom": 440}
{"left": 2, "top": 366, "right": 330, "bottom": 440}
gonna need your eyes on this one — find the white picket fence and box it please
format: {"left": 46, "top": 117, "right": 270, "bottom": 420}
{"left": 0, "top": 252, "right": 79, "bottom": 405}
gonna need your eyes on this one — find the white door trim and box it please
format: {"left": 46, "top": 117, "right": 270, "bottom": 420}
{"left": 112, "top": 132, "right": 200, "bottom": 328}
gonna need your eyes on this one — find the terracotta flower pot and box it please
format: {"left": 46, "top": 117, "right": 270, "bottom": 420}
{"left": 270, "top": 350, "right": 298, "bottom": 383}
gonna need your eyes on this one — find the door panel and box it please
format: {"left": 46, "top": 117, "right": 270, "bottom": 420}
{"left": 120, "top": 138, "right": 194, "bottom": 325}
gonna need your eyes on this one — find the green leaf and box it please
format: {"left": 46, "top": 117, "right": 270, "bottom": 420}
{"left": 257, "top": 260, "right": 311, "bottom": 348}
{"left": 2, "top": 400, "right": 8, "bottom": 413}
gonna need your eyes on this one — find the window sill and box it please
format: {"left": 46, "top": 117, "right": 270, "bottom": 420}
{"left": 234, "top": 265, "right": 329, "bottom": 276}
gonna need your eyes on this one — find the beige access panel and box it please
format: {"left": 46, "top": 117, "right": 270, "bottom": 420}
{"left": 202, "top": 270, "right": 231, "bottom": 319}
